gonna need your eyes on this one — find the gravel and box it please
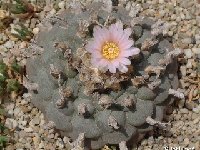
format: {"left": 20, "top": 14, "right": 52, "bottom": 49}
{"left": 1, "top": 0, "right": 200, "bottom": 149}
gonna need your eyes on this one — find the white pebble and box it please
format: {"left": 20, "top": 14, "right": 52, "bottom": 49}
{"left": 58, "top": 1, "right": 65, "bottom": 9}
{"left": 183, "top": 138, "right": 190, "bottom": 146}
{"left": 14, "top": 107, "right": 21, "bottom": 117}
{"left": 195, "top": 34, "right": 200, "bottom": 41}
{"left": 180, "top": 66, "right": 187, "bottom": 76}
{"left": 33, "top": 27, "right": 40, "bottom": 35}
{"left": 184, "top": 49, "right": 193, "bottom": 58}
{"left": 20, "top": 41, "right": 27, "bottom": 49}
{"left": 4, "top": 41, "right": 14, "bottom": 49}
{"left": 159, "top": 0, "right": 164, "bottom": 4}
{"left": 56, "top": 138, "right": 64, "bottom": 149}
{"left": 39, "top": 141, "right": 45, "bottom": 149}
{"left": 24, "top": 127, "right": 33, "bottom": 133}
{"left": 5, "top": 118, "right": 18, "bottom": 129}
{"left": 182, "top": 38, "right": 192, "bottom": 44}
{"left": 193, "top": 118, "right": 199, "bottom": 124}
{"left": 186, "top": 59, "right": 193, "bottom": 68}
{"left": 192, "top": 48, "right": 200, "bottom": 54}
{"left": 50, "top": 9, "right": 56, "bottom": 15}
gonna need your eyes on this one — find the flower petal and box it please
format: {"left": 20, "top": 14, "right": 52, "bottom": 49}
{"left": 98, "top": 59, "right": 110, "bottom": 72}
{"left": 93, "top": 26, "right": 102, "bottom": 35}
{"left": 108, "top": 63, "right": 116, "bottom": 73}
{"left": 119, "top": 39, "right": 134, "bottom": 50}
{"left": 91, "top": 58, "right": 101, "bottom": 67}
{"left": 91, "top": 50, "right": 102, "bottom": 58}
{"left": 119, "top": 57, "right": 131, "bottom": 65}
{"left": 109, "top": 24, "right": 123, "bottom": 42}
{"left": 111, "top": 59, "right": 120, "bottom": 67}
{"left": 86, "top": 40, "right": 102, "bottom": 52}
{"left": 128, "top": 47, "right": 140, "bottom": 55}
{"left": 99, "top": 59, "right": 109, "bottom": 68}
{"left": 93, "top": 26, "right": 110, "bottom": 42}
{"left": 124, "top": 28, "right": 132, "bottom": 37}
{"left": 85, "top": 40, "right": 95, "bottom": 52}
{"left": 118, "top": 63, "right": 128, "bottom": 73}
{"left": 119, "top": 47, "right": 140, "bottom": 57}
{"left": 87, "top": 23, "right": 140, "bottom": 74}
{"left": 115, "top": 21, "right": 123, "bottom": 31}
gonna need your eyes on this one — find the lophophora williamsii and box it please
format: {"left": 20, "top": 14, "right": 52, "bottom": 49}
{"left": 25, "top": 2, "right": 180, "bottom": 149}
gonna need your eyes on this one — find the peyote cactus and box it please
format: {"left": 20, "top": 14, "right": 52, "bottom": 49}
{"left": 26, "top": 2, "right": 179, "bottom": 149}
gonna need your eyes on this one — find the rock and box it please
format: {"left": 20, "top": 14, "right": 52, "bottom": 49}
{"left": 56, "top": 138, "right": 64, "bottom": 149}
{"left": 195, "top": 141, "right": 199, "bottom": 149}
{"left": 30, "top": 116, "right": 41, "bottom": 126}
{"left": 180, "top": 66, "right": 187, "bottom": 76}
{"left": 20, "top": 106, "right": 30, "bottom": 113}
{"left": 33, "top": 136, "right": 41, "bottom": 145}
{"left": 48, "top": 134, "right": 54, "bottom": 139}
{"left": 20, "top": 121, "right": 27, "bottom": 127}
{"left": 5, "top": 118, "right": 18, "bottom": 129}
{"left": 33, "top": 27, "right": 40, "bottom": 35}
{"left": 6, "top": 103, "right": 15, "bottom": 116}
{"left": 183, "top": 138, "right": 190, "bottom": 146}
{"left": 14, "top": 107, "right": 22, "bottom": 117}
{"left": 186, "top": 59, "right": 193, "bottom": 68}
{"left": 30, "top": 18, "right": 37, "bottom": 29}
{"left": 0, "top": 10, "right": 7, "bottom": 19}
{"left": 184, "top": 49, "right": 193, "bottom": 58}
{"left": 20, "top": 99, "right": 29, "bottom": 105}
{"left": 185, "top": 101, "right": 196, "bottom": 110}
{"left": 4, "top": 41, "right": 14, "bottom": 49}
{"left": 58, "top": 1, "right": 66, "bottom": 9}
{"left": 191, "top": 113, "right": 198, "bottom": 119}
{"left": 5, "top": 145, "right": 15, "bottom": 150}
{"left": 159, "top": 0, "right": 164, "bottom": 4}
{"left": 177, "top": 136, "right": 183, "bottom": 142}
{"left": 180, "top": 108, "right": 189, "bottom": 114}
{"left": 39, "top": 141, "right": 45, "bottom": 149}
{"left": 24, "top": 127, "right": 33, "bottom": 133}
{"left": 193, "top": 118, "right": 199, "bottom": 124}
{"left": 63, "top": 136, "right": 70, "bottom": 144}
{"left": 182, "top": 38, "right": 192, "bottom": 44}
{"left": 192, "top": 48, "right": 200, "bottom": 54}
{"left": 31, "top": 108, "right": 39, "bottom": 115}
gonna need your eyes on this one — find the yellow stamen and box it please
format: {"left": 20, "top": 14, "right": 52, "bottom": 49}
{"left": 102, "top": 42, "right": 119, "bottom": 60}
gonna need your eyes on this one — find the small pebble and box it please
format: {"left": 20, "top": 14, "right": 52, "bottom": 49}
{"left": 183, "top": 138, "right": 190, "bottom": 146}
{"left": 184, "top": 49, "right": 193, "bottom": 58}
{"left": 32, "top": 27, "right": 40, "bottom": 35}
{"left": 180, "top": 66, "right": 187, "bottom": 76}
{"left": 24, "top": 127, "right": 33, "bottom": 133}
{"left": 58, "top": 1, "right": 66, "bottom": 9}
{"left": 192, "top": 48, "right": 200, "bottom": 54}
{"left": 180, "top": 108, "right": 189, "bottom": 114}
{"left": 182, "top": 38, "right": 192, "bottom": 44}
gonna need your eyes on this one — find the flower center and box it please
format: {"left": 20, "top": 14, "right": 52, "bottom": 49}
{"left": 102, "top": 42, "right": 119, "bottom": 60}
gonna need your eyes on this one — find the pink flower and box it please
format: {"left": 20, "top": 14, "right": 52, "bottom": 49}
{"left": 85, "top": 22, "right": 140, "bottom": 73}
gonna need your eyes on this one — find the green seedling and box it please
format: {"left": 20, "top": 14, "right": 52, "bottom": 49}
{"left": 12, "top": 24, "right": 33, "bottom": 41}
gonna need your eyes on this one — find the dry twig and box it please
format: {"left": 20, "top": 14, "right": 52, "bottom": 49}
{"left": 146, "top": 116, "right": 170, "bottom": 129}
{"left": 168, "top": 88, "right": 185, "bottom": 99}
{"left": 108, "top": 116, "right": 119, "bottom": 130}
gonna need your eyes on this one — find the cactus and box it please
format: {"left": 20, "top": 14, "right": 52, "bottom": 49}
{"left": 26, "top": 2, "right": 179, "bottom": 149}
